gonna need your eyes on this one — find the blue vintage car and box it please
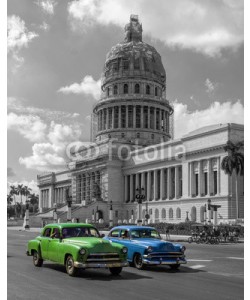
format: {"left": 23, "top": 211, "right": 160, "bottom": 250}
{"left": 104, "top": 225, "right": 187, "bottom": 270}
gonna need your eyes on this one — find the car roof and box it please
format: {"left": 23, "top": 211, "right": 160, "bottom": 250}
{"left": 44, "top": 223, "right": 96, "bottom": 229}
{"left": 111, "top": 225, "right": 155, "bottom": 231}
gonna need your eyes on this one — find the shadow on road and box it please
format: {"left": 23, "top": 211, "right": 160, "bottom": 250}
{"left": 141, "top": 265, "right": 206, "bottom": 274}
{"left": 43, "top": 263, "right": 153, "bottom": 281}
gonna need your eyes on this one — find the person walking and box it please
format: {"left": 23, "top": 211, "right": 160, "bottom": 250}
{"left": 165, "top": 226, "right": 170, "bottom": 240}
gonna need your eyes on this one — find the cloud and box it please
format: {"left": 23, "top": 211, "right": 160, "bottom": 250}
{"left": 8, "top": 97, "right": 80, "bottom": 121}
{"left": 58, "top": 75, "right": 101, "bottom": 100}
{"left": 39, "top": 21, "right": 50, "bottom": 32}
{"left": 7, "top": 167, "right": 16, "bottom": 177}
{"left": 68, "top": 0, "right": 243, "bottom": 56}
{"left": 205, "top": 78, "right": 219, "bottom": 98}
{"left": 173, "top": 100, "right": 244, "bottom": 139}
{"left": 7, "top": 113, "right": 47, "bottom": 142}
{"left": 35, "top": 0, "right": 57, "bottom": 15}
{"left": 7, "top": 15, "right": 38, "bottom": 67}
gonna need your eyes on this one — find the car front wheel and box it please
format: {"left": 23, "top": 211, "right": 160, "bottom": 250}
{"left": 109, "top": 267, "right": 122, "bottom": 275}
{"left": 65, "top": 255, "right": 78, "bottom": 276}
{"left": 133, "top": 253, "right": 145, "bottom": 270}
{"left": 33, "top": 250, "right": 43, "bottom": 267}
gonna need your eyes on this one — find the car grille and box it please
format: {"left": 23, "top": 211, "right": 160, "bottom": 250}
{"left": 86, "top": 253, "right": 120, "bottom": 263}
{"left": 149, "top": 252, "right": 184, "bottom": 258}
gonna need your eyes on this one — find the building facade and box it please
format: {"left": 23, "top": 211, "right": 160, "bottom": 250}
{"left": 37, "top": 16, "right": 244, "bottom": 225}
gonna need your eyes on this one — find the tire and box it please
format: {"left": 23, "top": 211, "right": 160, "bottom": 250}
{"left": 188, "top": 237, "right": 193, "bottom": 244}
{"left": 65, "top": 255, "right": 78, "bottom": 277}
{"left": 33, "top": 250, "right": 43, "bottom": 267}
{"left": 133, "top": 253, "right": 145, "bottom": 270}
{"left": 170, "top": 264, "right": 180, "bottom": 270}
{"left": 109, "top": 267, "right": 122, "bottom": 275}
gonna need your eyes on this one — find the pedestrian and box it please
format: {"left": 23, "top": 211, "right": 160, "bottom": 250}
{"left": 165, "top": 226, "right": 170, "bottom": 240}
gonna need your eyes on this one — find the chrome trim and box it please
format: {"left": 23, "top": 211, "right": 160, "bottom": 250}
{"left": 74, "top": 261, "right": 129, "bottom": 268}
{"left": 88, "top": 253, "right": 119, "bottom": 256}
{"left": 142, "top": 259, "right": 187, "bottom": 265}
{"left": 86, "top": 258, "right": 120, "bottom": 262}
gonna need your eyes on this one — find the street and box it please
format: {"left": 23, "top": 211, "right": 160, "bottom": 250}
{"left": 8, "top": 229, "right": 244, "bottom": 300}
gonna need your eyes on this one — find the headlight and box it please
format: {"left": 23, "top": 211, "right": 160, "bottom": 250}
{"left": 79, "top": 248, "right": 86, "bottom": 255}
{"left": 122, "top": 247, "right": 128, "bottom": 254}
{"left": 181, "top": 246, "right": 186, "bottom": 253}
{"left": 147, "top": 246, "right": 153, "bottom": 252}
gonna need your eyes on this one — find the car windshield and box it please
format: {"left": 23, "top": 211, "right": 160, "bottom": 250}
{"left": 130, "top": 229, "right": 161, "bottom": 239}
{"left": 62, "top": 227, "right": 100, "bottom": 238}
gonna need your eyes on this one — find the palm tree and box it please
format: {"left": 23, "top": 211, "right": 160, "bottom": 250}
{"left": 23, "top": 186, "right": 32, "bottom": 201}
{"left": 7, "top": 194, "right": 13, "bottom": 205}
{"left": 221, "top": 140, "right": 244, "bottom": 219}
{"left": 16, "top": 184, "right": 25, "bottom": 217}
{"left": 28, "top": 193, "right": 39, "bottom": 212}
{"left": 9, "top": 185, "right": 17, "bottom": 217}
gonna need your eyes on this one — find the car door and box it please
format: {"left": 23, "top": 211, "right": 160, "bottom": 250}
{"left": 119, "top": 230, "right": 133, "bottom": 261}
{"left": 40, "top": 227, "right": 52, "bottom": 260}
{"left": 48, "top": 228, "right": 61, "bottom": 262}
{"left": 108, "top": 229, "right": 121, "bottom": 244}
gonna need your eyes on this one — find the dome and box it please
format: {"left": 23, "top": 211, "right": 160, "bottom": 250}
{"left": 101, "top": 15, "right": 166, "bottom": 90}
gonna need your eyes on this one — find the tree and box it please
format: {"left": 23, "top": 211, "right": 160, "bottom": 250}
{"left": 7, "top": 194, "right": 13, "bottom": 205}
{"left": 9, "top": 185, "right": 18, "bottom": 217}
{"left": 17, "top": 184, "right": 25, "bottom": 217}
{"left": 221, "top": 140, "right": 244, "bottom": 219}
{"left": 23, "top": 186, "right": 32, "bottom": 201}
{"left": 28, "top": 193, "right": 39, "bottom": 212}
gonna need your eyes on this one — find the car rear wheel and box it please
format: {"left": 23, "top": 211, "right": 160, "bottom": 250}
{"left": 33, "top": 250, "right": 43, "bottom": 267}
{"left": 109, "top": 267, "right": 122, "bottom": 275}
{"left": 65, "top": 255, "right": 78, "bottom": 277}
{"left": 133, "top": 253, "right": 145, "bottom": 270}
{"left": 170, "top": 264, "right": 180, "bottom": 270}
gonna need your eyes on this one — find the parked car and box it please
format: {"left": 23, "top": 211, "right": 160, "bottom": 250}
{"left": 104, "top": 225, "right": 187, "bottom": 270}
{"left": 26, "top": 223, "right": 128, "bottom": 276}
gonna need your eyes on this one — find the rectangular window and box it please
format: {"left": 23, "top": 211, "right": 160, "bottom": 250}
{"left": 114, "top": 106, "right": 119, "bottom": 128}
{"left": 204, "top": 172, "right": 208, "bottom": 195}
{"left": 123, "top": 59, "right": 129, "bottom": 70}
{"left": 128, "top": 106, "right": 133, "bottom": 128}
{"left": 195, "top": 173, "right": 199, "bottom": 196}
{"left": 157, "top": 170, "right": 161, "bottom": 199}
{"left": 214, "top": 171, "right": 217, "bottom": 194}
{"left": 150, "top": 108, "right": 154, "bottom": 129}
{"left": 121, "top": 105, "right": 126, "bottom": 128}
{"left": 143, "top": 106, "right": 148, "bottom": 128}
{"left": 156, "top": 109, "right": 160, "bottom": 130}
{"left": 136, "top": 106, "right": 141, "bottom": 128}
{"left": 179, "top": 166, "right": 183, "bottom": 197}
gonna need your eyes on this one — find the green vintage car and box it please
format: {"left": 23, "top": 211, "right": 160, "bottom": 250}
{"left": 26, "top": 223, "right": 128, "bottom": 276}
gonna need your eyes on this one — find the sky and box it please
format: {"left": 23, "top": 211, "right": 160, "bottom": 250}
{"left": 7, "top": 0, "right": 244, "bottom": 193}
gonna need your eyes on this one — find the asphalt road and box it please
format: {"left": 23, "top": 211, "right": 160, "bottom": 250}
{"left": 8, "top": 229, "right": 244, "bottom": 300}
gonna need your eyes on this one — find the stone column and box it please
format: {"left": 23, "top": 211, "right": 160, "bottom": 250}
{"left": 130, "top": 175, "right": 133, "bottom": 202}
{"left": 133, "top": 106, "right": 136, "bottom": 128}
{"left": 154, "top": 170, "right": 158, "bottom": 200}
{"left": 168, "top": 168, "right": 171, "bottom": 199}
{"left": 124, "top": 175, "right": 128, "bottom": 203}
{"left": 208, "top": 159, "right": 213, "bottom": 195}
{"left": 147, "top": 171, "right": 151, "bottom": 201}
{"left": 141, "top": 172, "right": 145, "bottom": 192}
{"left": 118, "top": 106, "right": 121, "bottom": 128}
{"left": 106, "top": 108, "right": 109, "bottom": 130}
{"left": 217, "top": 157, "right": 220, "bottom": 195}
{"left": 140, "top": 105, "right": 144, "bottom": 128}
{"left": 148, "top": 106, "right": 150, "bottom": 129}
{"left": 189, "top": 162, "right": 193, "bottom": 196}
{"left": 198, "top": 161, "right": 202, "bottom": 197}
{"left": 154, "top": 108, "right": 157, "bottom": 130}
{"left": 135, "top": 173, "right": 139, "bottom": 191}
{"left": 39, "top": 189, "right": 43, "bottom": 212}
{"left": 175, "top": 166, "right": 179, "bottom": 199}
{"left": 160, "top": 169, "right": 165, "bottom": 199}
{"left": 112, "top": 107, "right": 115, "bottom": 129}
{"left": 126, "top": 105, "right": 129, "bottom": 128}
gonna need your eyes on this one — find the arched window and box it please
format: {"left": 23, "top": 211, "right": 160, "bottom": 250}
{"left": 161, "top": 208, "right": 166, "bottom": 220}
{"left": 191, "top": 206, "right": 197, "bottom": 222}
{"left": 155, "top": 209, "right": 159, "bottom": 222}
{"left": 107, "top": 87, "right": 110, "bottom": 96}
{"left": 114, "top": 85, "right": 118, "bottom": 95}
{"left": 146, "top": 85, "right": 150, "bottom": 95}
{"left": 124, "top": 84, "right": 128, "bottom": 94}
{"left": 169, "top": 208, "right": 173, "bottom": 219}
{"left": 135, "top": 83, "right": 140, "bottom": 94}
{"left": 200, "top": 206, "right": 205, "bottom": 222}
{"left": 155, "top": 87, "right": 158, "bottom": 96}
{"left": 176, "top": 207, "right": 181, "bottom": 219}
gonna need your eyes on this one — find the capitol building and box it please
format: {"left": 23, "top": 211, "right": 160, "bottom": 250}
{"left": 36, "top": 16, "right": 244, "bottom": 225}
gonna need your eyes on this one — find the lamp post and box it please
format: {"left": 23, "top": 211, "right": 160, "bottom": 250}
{"left": 66, "top": 188, "right": 72, "bottom": 223}
{"left": 136, "top": 187, "right": 145, "bottom": 226}
{"left": 109, "top": 200, "right": 113, "bottom": 228}
{"left": 145, "top": 201, "right": 150, "bottom": 225}
{"left": 207, "top": 199, "right": 211, "bottom": 224}
{"left": 53, "top": 203, "right": 57, "bottom": 223}
{"left": 185, "top": 211, "right": 189, "bottom": 222}
{"left": 23, "top": 199, "right": 30, "bottom": 229}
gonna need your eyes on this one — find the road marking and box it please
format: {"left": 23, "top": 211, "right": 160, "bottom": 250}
{"left": 227, "top": 257, "right": 244, "bottom": 260}
{"left": 189, "top": 265, "right": 206, "bottom": 269}
{"left": 188, "top": 259, "right": 212, "bottom": 262}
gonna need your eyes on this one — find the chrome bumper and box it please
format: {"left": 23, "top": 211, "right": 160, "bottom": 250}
{"left": 142, "top": 255, "right": 187, "bottom": 265}
{"left": 74, "top": 261, "right": 129, "bottom": 269}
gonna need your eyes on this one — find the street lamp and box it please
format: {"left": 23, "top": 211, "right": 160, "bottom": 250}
{"left": 66, "top": 188, "right": 72, "bottom": 223}
{"left": 109, "top": 200, "right": 113, "bottom": 228}
{"left": 145, "top": 201, "right": 150, "bottom": 225}
{"left": 135, "top": 187, "right": 145, "bottom": 226}
{"left": 23, "top": 199, "right": 30, "bottom": 229}
{"left": 53, "top": 203, "right": 57, "bottom": 223}
{"left": 185, "top": 211, "right": 189, "bottom": 222}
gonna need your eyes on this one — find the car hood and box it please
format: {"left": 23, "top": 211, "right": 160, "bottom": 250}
{"left": 62, "top": 237, "right": 119, "bottom": 252}
{"left": 130, "top": 239, "right": 180, "bottom": 251}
